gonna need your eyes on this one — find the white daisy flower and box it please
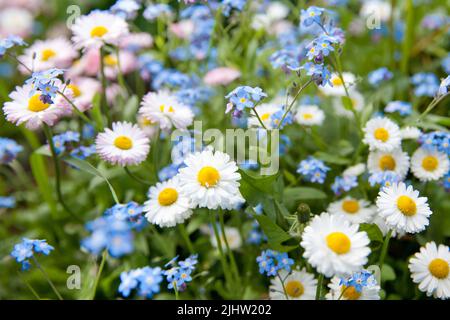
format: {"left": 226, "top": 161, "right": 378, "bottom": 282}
{"left": 325, "top": 275, "right": 380, "bottom": 300}
{"left": 248, "top": 103, "right": 282, "bottom": 129}
{"left": 332, "top": 90, "right": 364, "bottom": 118}
{"left": 408, "top": 242, "right": 450, "bottom": 300}
{"left": 300, "top": 212, "right": 371, "bottom": 277}
{"left": 343, "top": 163, "right": 366, "bottom": 177}
{"left": 410, "top": 147, "right": 449, "bottom": 182}
{"left": 17, "top": 37, "right": 77, "bottom": 73}
{"left": 95, "top": 121, "right": 150, "bottom": 166}
{"left": 295, "top": 105, "right": 325, "bottom": 126}
{"left": 371, "top": 214, "right": 405, "bottom": 238}
{"left": 71, "top": 11, "right": 129, "bottom": 50}
{"left": 376, "top": 182, "right": 432, "bottom": 234}
{"left": 210, "top": 226, "right": 242, "bottom": 250}
{"left": 65, "top": 77, "right": 101, "bottom": 112}
{"left": 270, "top": 269, "right": 317, "bottom": 300}
{"left": 367, "top": 148, "right": 410, "bottom": 179}
{"left": 2, "top": 83, "right": 68, "bottom": 130}
{"left": 319, "top": 72, "right": 356, "bottom": 96}
{"left": 137, "top": 114, "right": 160, "bottom": 139}
{"left": 178, "top": 149, "right": 245, "bottom": 210}
{"left": 363, "top": 117, "right": 401, "bottom": 152}
{"left": 143, "top": 177, "right": 193, "bottom": 228}
{"left": 400, "top": 126, "right": 421, "bottom": 140}
{"left": 328, "top": 197, "right": 376, "bottom": 225}
{"left": 139, "top": 90, "right": 194, "bottom": 131}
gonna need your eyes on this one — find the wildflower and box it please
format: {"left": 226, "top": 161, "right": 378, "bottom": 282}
{"left": 143, "top": 4, "right": 173, "bottom": 21}
{"left": 418, "top": 131, "right": 450, "bottom": 155}
{"left": 203, "top": 67, "right": 241, "bottom": 86}
{"left": 410, "top": 72, "right": 439, "bottom": 97}
{"left": 319, "top": 72, "right": 356, "bottom": 96}
{"left": 269, "top": 269, "right": 317, "bottom": 300}
{"left": 257, "top": 250, "right": 294, "bottom": 276}
{"left": 210, "top": 226, "right": 242, "bottom": 250}
{"left": 11, "top": 238, "right": 54, "bottom": 271}
{"left": 225, "top": 86, "right": 267, "bottom": 113}
{"left": 301, "top": 212, "right": 370, "bottom": 277}
{"left": 368, "top": 170, "right": 402, "bottom": 188}
{"left": 326, "top": 271, "right": 380, "bottom": 300}
{"left": 331, "top": 175, "right": 358, "bottom": 195}
{"left": 119, "top": 267, "right": 163, "bottom": 298}
{"left": 400, "top": 126, "right": 422, "bottom": 140}
{"left": 376, "top": 182, "right": 432, "bottom": 234}
{"left": 0, "top": 138, "right": 23, "bottom": 164}
{"left": 409, "top": 242, "right": 449, "bottom": 300}
{"left": 437, "top": 75, "right": 450, "bottom": 96}
{"left": 110, "top": 0, "right": 141, "bottom": 20}
{"left": 302, "top": 62, "right": 332, "bottom": 87}
{"left": 0, "top": 35, "right": 26, "bottom": 57}
{"left": 247, "top": 103, "right": 286, "bottom": 129}
{"left": 410, "top": 147, "right": 449, "bottom": 182}
{"left": 163, "top": 254, "right": 198, "bottom": 290}
{"left": 295, "top": 105, "right": 325, "bottom": 126}
{"left": 367, "top": 67, "right": 393, "bottom": 86}
{"left": 332, "top": 90, "right": 364, "bottom": 118}
{"left": 0, "top": 196, "right": 16, "bottom": 208}
{"left": 367, "top": 148, "right": 410, "bottom": 179}
{"left": 300, "top": 6, "right": 325, "bottom": 27}
{"left": 297, "top": 156, "right": 330, "bottom": 184}
{"left": 363, "top": 117, "right": 401, "bottom": 152}
{"left": 222, "top": 0, "right": 246, "bottom": 17}
{"left": 327, "top": 197, "right": 376, "bottom": 225}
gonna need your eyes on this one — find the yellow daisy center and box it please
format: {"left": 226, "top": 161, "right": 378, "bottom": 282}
{"left": 90, "top": 26, "right": 108, "bottom": 38}
{"left": 428, "top": 258, "right": 449, "bottom": 279}
{"left": 103, "top": 54, "right": 118, "bottom": 66}
{"left": 303, "top": 113, "right": 313, "bottom": 120}
{"left": 374, "top": 128, "right": 389, "bottom": 142}
{"left": 114, "top": 136, "right": 133, "bottom": 150}
{"left": 422, "top": 156, "right": 438, "bottom": 172}
{"left": 342, "top": 200, "right": 360, "bottom": 214}
{"left": 198, "top": 166, "right": 220, "bottom": 187}
{"left": 379, "top": 155, "right": 396, "bottom": 171}
{"left": 67, "top": 84, "right": 81, "bottom": 98}
{"left": 341, "top": 285, "right": 361, "bottom": 300}
{"left": 28, "top": 94, "right": 50, "bottom": 112}
{"left": 326, "top": 232, "right": 351, "bottom": 254}
{"left": 396, "top": 195, "right": 416, "bottom": 216}
{"left": 332, "top": 77, "right": 343, "bottom": 86}
{"left": 41, "top": 48, "right": 56, "bottom": 61}
{"left": 158, "top": 188, "right": 178, "bottom": 206}
{"left": 285, "top": 280, "right": 304, "bottom": 298}
{"left": 261, "top": 113, "right": 270, "bottom": 121}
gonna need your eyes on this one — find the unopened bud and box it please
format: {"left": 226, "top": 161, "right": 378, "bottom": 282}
{"left": 296, "top": 203, "right": 311, "bottom": 223}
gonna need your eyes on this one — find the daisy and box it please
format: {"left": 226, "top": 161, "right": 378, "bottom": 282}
{"left": 270, "top": 269, "right": 317, "bottom": 300}
{"left": 376, "top": 182, "right": 432, "bottom": 233}
{"left": 65, "top": 77, "right": 101, "bottom": 112}
{"left": 319, "top": 72, "right": 356, "bottom": 96}
{"left": 17, "top": 37, "right": 77, "bottom": 73}
{"left": 71, "top": 11, "right": 129, "bottom": 50}
{"left": 410, "top": 147, "right": 449, "bottom": 182}
{"left": 95, "top": 122, "right": 150, "bottom": 166}
{"left": 367, "top": 148, "right": 410, "bottom": 179}
{"left": 178, "top": 148, "right": 245, "bottom": 210}
{"left": 139, "top": 90, "right": 194, "bottom": 131}
{"left": 332, "top": 90, "right": 364, "bottom": 118}
{"left": 400, "top": 126, "right": 422, "bottom": 140}
{"left": 343, "top": 163, "right": 366, "bottom": 177}
{"left": 363, "top": 117, "right": 401, "bottom": 152}
{"left": 300, "top": 212, "right": 371, "bottom": 277}
{"left": 295, "top": 105, "right": 325, "bottom": 126}
{"left": 326, "top": 275, "right": 380, "bottom": 300}
{"left": 248, "top": 103, "right": 282, "bottom": 129}
{"left": 371, "top": 214, "right": 405, "bottom": 238}
{"left": 103, "top": 51, "right": 137, "bottom": 79}
{"left": 143, "top": 177, "right": 193, "bottom": 228}
{"left": 328, "top": 197, "right": 376, "bottom": 225}
{"left": 408, "top": 242, "right": 450, "bottom": 300}
{"left": 137, "top": 114, "right": 160, "bottom": 138}
{"left": 2, "top": 83, "right": 69, "bottom": 130}
{"left": 210, "top": 226, "right": 242, "bottom": 250}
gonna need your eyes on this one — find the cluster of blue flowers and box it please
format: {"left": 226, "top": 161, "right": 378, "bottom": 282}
{"left": 419, "top": 131, "right": 450, "bottom": 155}
{"left": 119, "top": 267, "right": 163, "bottom": 298}
{"left": 256, "top": 250, "right": 294, "bottom": 276}
{"left": 331, "top": 175, "right": 358, "bottom": 195}
{"left": 339, "top": 270, "right": 378, "bottom": 292}
{"left": 410, "top": 72, "right": 439, "bottom": 97}
{"left": 81, "top": 202, "right": 146, "bottom": 258}
{"left": 143, "top": 3, "right": 172, "bottom": 21}
{"left": 225, "top": 86, "right": 267, "bottom": 117}
{"left": 110, "top": 0, "right": 140, "bottom": 20}
{"left": 164, "top": 254, "right": 198, "bottom": 291}
{"left": 384, "top": 101, "right": 412, "bottom": 116}
{"left": 368, "top": 67, "right": 393, "bottom": 86}
{"left": 50, "top": 131, "right": 96, "bottom": 161}
{"left": 0, "top": 35, "right": 26, "bottom": 57}
{"left": 297, "top": 156, "right": 330, "bottom": 184}
{"left": 368, "top": 171, "right": 402, "bottom": 188}
{"left": 222, "top": 0, "right": 246, "bottom": 17}
{"left": 0, "top": 196, "right": 15, "bottom": 209}
{"left": 11, "top": 238, "right": 54, "bottom": 271}
{"left": 0, "top": 137, "right": 23, "bottom": 164}
{"left": 247, "top": 221, "right": 266, "bottom": 245}
{"left": 25, "top": 68, "right": 64, "bottom": 104}
{"left": 152, "top": 69, "right": 199, "bottom": 91}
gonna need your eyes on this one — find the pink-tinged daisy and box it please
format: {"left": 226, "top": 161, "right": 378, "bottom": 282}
{"left": 71, "top": 11, "right": 129, "bottom": 50}
{"left": 203, "top": 67, "right": 241, "bottom": 86}
{"left": 64, "top": 77, "right": 101, "bottom": 112}
{"left": 103, "top": 51, "right": 137, "bottom": 79}
{"left": 95, "top": 122, "right": 150, "bottom": 166}
{"left": 17, "top": 37, "right": 77, "bottom": 74}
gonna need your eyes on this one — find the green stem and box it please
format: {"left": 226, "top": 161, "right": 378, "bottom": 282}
{"left": 173, "top": 283, "right": 179, "bottom": 300}
{"left": 276, "top": 272, "right": 289, "bottom": 300}
{"left": 99, "top": 46, "right": 111, "bottom": 126}
{"left": 277, "top": 79, "right": 313, "bottom": 130}
{"left": 416, "top": 93, "right": 449, "bottom": 123}
{"left": 379, "top": 229, "right": 393, "bottom": 270}
{"left": 43, "top": 125, "right": 82, "bottom": 223}
{"left": 218, "top": 210, "right": 241, "bottom": 286}
{"left": 252, "top": 107, "right": 267, "bottom": 130}
{"left": 32, "top": 256, "right": 63, "bottom": 300}
{"left": 57, "top": 91, "right": 97, "bottom": 128}
{"left": 91, "top": 250, "right": 107, "bottom": 299}
{"left": 17, "top": 271, "right": 41, "bottom": 300}
{"left": 178, "top": 224, "right": 195, "bottom": 254}
{"left": 315, "top": 273, "right": 324, "bottom": 300}
{"left": 124, "top": 167, "right": 152, "bottom": 186}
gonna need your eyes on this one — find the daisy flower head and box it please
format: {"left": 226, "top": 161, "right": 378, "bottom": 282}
{"left": 65, "top": 77, "right": 101, "bottom": 112}
{"left": 269, "top": 269, "right": 317, "bottom": 300}
{"left": 143, "top": 177, "right": 193, "bottom": 228}
{"left": 295, "top": 104, "right": 325, "bottom": 126}
{"left": 326, "top": 271, "right": 380, "bottom": 300}
{"left": 408, "top": 242, "right": 450, "bottom": 300}
{"left": 139, "top": 90, "right": 194, "bottom": 131}
{"left": 300, "top": 212, "right": 371, "bottom": 277}
{"left": 247, "top": 103, "right": 283, "bottom": 129}
{"left": 332, "top": 89, "right": 364, "bottom": 118}
{"left": 95, "top": 121, "right": 150, "bottom": 166}
{"left": 343, "top": 163, "right": 366, "bottom": 177}
{"left": 319, "top": 72, "right": 356, "bottom": 96}
{"left": 410, "top": 147, "right": 449, "bottom": 182}
{"left": 17, "top": 37, "right": 77, "bottom": 73}
{"left": 71, "top": 11, "right": 129, "bottom": 50}
{"left": 328, "top": 197, "right": 376, "bottom": 225}
{"left": 400, "top": 126, "right": 421, "bottom": 140}
{"left": 363, "top": 117, "right": 401, "bottom": 152}
{"left": 2, "top": 83, "right": 67, "bottom": 130}
{"left": 367, "top": 148, "right": 410, "bottom": 179}
{"left": 178, "top": 148, "right": 245, "bottom": 210}
{"left": 376, "top": 182, "right": 432, "bottom": 234}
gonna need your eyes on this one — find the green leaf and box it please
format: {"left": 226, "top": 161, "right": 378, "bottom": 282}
{"left": 239, "top": 169, "right": 279, "bottom": 194}
{"left": 359, "top": 223, "right": 384, "bottom": 243}
{"left": 253, "top": 213, "right": 297, "bottom": 252}
{"left": 283, "top": 187, "right": 327, "bottom": 207}
{"left": 314, "top": 151, "right": 350, "bottom": 165}
{"left": 123, "top": 95, "right": 139, "bottom": 121}
{"left": 341, "top": 96, "right": 353, "bottom": 111}
{"left": 381, "top": 264, "right": 396, "bottom": 282}
{"left": 30, "top": 153, "right": 58, "bottom": 218}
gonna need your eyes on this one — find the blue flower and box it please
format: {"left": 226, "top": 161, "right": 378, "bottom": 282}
{"left": 49, "top": 131, "right": 80, "bottom": 155}
{"left": 384, "top": 101, "right": 412, "bottom": 116}
{"left": 137, "top": 267, "right": 163, "bottom": 298}
{"left": 25, "top": 68, "right": 65, "bottom": 104}
{"left": 368, "top": 171, "right": 402, "bottom": 188}
{"left": 410, "top": 72, "right": 439, "bottom": 97}
{"left": 441, "top": 54, "right": 450, "bottom": 74}
{"left": 339, "top": 270, "right": 378, "bottom": 292}
{"left": 331, "top": 175, "right": 358, "bottom": 195}
{"left": 110, "top": 0, "right": 140, "bottom": 20}
{"left": 0, "top": 196, "right": 16, "bottom": 208}
{"left": 302, "top": 62, "right": 332, "bottom": 87}
{"left": 222, "top": 0, "right": 246, "bottom": 17}
{"left": 118, "top": 270, "right": 140, "bottom": 297}
{"left": 0, "top": 137, "right": 23, "bottom": 164}
{"left": 442, "top": 172, "right": 450, "bottom": 191}
{"left": 163, "top": 254, "right": 198, "bottom": 291}
{"left": 269, "top": 49, "right": 302, "bottom": 72}
{"left": 368, "top": 67, "right": 393, "bottom": 86}
{"left": 143, "top": 4, "right": 172, "bottom": 21}
{"left": 178, "top": 254, "right": 198, "bottom": 272}
{"left": 256, "top": 250, "right": 294, "bottom": 276}
{"left": 11, "top": 238, "right": 54, "bottom": 270}
{"left": 225, "top": 86, "right": 267, "bottom": 113}
{"left": 437, "top": 75, "right": 450, "bottom": 96}
{"left": 300, "top": 6, "right": 325, "bottom": 27}
{"left": 0, "top": 35, "right": 26, "bottom": 57}
{"left": 297, "top": 156, "right": 330, "bottom": 184}
{"left": 418, "top": 131, "right": 450, "bottom": 155}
